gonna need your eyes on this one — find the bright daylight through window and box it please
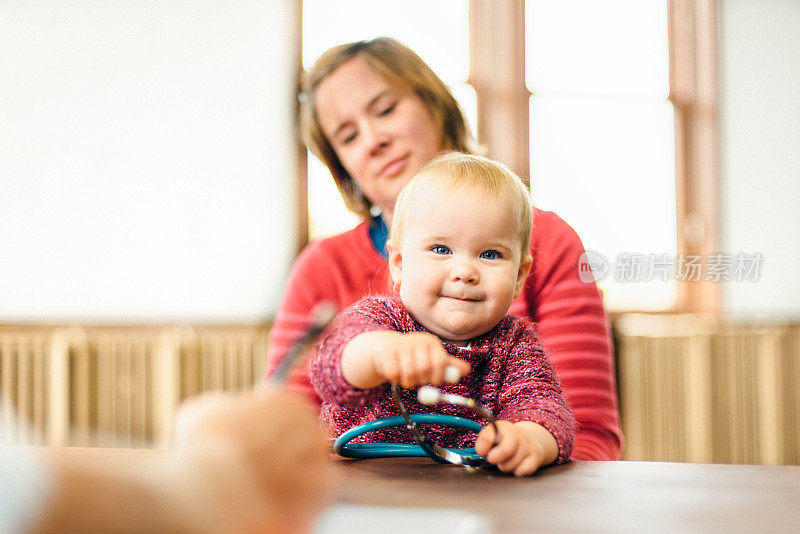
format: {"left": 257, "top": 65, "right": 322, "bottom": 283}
{"left": 303, "top": 0, "right": 675, "bottom": 311}
{"left": 527, "top": 0, "right": 675, "bottom": 311}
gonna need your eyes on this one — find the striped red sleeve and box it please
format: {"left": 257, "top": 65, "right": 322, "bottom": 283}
{"left": 264, "top": 242, "right": 326, "bottom": 403}
{"left": 525, "top": 210, "right": 624, "bottom": 460}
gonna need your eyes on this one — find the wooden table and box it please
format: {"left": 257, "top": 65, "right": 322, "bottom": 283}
{"left": 38, "top": 447, "right": 799, "bottom": 532}
{"left": 327, "top": 457, "right": 799, "bottom": 533}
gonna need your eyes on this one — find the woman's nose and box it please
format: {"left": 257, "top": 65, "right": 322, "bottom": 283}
{"left": 362, "top": 122, "right": 390, "bottom": 156}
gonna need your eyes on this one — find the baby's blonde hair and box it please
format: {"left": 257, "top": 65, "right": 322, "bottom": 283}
{"left": 389, "top": 153, "right": 532, "bottom": 255}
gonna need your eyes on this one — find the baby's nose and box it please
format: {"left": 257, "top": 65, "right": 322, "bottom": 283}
{"left": 450, "top": 260, "right": 479, "bottom": 284}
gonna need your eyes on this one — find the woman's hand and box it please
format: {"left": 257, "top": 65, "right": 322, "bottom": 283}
{"left": 171, "top": 390, "right": 331, "bottom": 534}
{"left": 342, "top": 331, "right": 470, "bottom": 389}
{"left": 30, "top": 391, "right": 330, "bottom": 534}
{"left": 475, "top": 420, "right": 559, "bottom": 476}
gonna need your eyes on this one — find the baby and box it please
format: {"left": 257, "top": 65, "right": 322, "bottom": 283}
{"left": 310, "top": 153, "right": 574, "bottom": 475}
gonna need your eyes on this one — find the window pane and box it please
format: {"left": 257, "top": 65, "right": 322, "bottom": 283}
{"left": 526, "top": 0, "right": 669, "bottom": 97}
{"left": 303, "top": 0, "right": 471, "bottom": 239}
{"left": 530, "top": 95, "right": 677, "bottom": 311}
{"left": 307, "top": 156, "right": 361, "bottom": 238}
{"left": 527, "top": 0, "right": 675, "bottom": 311}
{"left": 303, "top": 0, "right": 469, "bottom": 83}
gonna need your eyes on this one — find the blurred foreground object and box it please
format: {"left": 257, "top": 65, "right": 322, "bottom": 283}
{"left": 27, "top": 390, "right": 330, "bottom": 534}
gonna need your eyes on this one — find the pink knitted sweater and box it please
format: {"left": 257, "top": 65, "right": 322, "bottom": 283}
{"left": 310, "top": 295, "right": 575, "bottom": 464}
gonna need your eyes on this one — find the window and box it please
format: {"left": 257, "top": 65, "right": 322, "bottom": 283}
{"left": 468, "top": 0, "right": 717, "bottom": 312}
{"left": 299, "top": 0, "right": 718, "bottom": 312}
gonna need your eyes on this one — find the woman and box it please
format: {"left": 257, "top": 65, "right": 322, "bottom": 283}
{"left": 266, "top": 37, "right": 623, "bottom": 461}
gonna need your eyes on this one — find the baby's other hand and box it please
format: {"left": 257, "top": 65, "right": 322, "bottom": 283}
{"left": 475, "top": 420, "right": 557, "bottom": 476}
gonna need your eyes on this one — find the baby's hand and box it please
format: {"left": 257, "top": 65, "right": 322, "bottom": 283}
{"left": 474, "top": 420, "right": 558, "bottom": 476}
{"left": 342, "top": 331, "right": 470, "bottom": 389}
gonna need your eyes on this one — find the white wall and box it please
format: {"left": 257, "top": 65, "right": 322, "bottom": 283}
{"left": 718, "top": 0, "right": 800, "bottom": 318}
{"left": 0, "top": 1, "right": 298, "bottom": 323}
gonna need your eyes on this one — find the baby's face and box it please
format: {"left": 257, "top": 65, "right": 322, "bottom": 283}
{"left": 388, "top": 183, "right": 531, "bottom": 346}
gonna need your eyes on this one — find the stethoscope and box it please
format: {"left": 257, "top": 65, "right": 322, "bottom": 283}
{"left": 273, "top": 304, "right": 500, "bottom": 471}
{"left": 334, "top": 366, "right": 500, "bottom": 471}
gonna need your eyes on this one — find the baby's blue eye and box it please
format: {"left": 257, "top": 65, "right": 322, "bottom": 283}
{"left": 480, "top": 250, "right": 501, "bottom": 260}
{"left": 431, "top": 245, "right": 451, "bottom": 255}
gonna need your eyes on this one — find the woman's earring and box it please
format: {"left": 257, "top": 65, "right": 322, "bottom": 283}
{"left": 369, "top": 204, "right": 382, "bottom": 218}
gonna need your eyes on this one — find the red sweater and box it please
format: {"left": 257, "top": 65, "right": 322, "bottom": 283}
{"left": 266, "top": 208, "right": 623, "bottom": 460}
{"left": 310, "top": 295, "right": 575, "bottom": 464}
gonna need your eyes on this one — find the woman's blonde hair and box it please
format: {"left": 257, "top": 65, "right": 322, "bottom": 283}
{"left": 389, "top": 153, "right": 533, "bottom": 255}
{"left": 299, "top": 37, "right": 481, "bottom": 219}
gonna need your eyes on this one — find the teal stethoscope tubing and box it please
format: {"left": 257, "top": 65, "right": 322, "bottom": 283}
{"left": 333, "top": 413, "right": 486, "bottom": 460}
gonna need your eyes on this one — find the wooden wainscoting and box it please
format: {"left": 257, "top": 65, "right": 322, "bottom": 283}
{"left": 615, "top": 314, "right": 800, "bottom": 464}
{"left": 0, "top": 324, "right": 269, "bottom": 447}
{"left": 5, "top": 318, "right": 799, "bottom": 464}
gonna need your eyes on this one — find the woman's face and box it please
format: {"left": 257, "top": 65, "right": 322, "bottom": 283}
{"left": 314, "top": 56, "right": 444, "bottom": 224}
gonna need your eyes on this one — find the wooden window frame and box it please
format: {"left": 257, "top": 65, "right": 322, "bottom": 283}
{"left": 469, "top": 0, "right": 530, "bottom": 184}
{"left": 668, "top": 0, "right": 720, "bottom": 313}
{"left": 469, "top": 0, "right": 719, "bottom": 313}
{"left": 294, "top": 0, "right": 309, "bottom": 256}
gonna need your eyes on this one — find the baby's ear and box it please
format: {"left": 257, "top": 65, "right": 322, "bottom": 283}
{"left": 387, "top": 241, "right": 403, "bottom": 292}
{"left": 514, "top": 254, "right": 533, "bottom": 298}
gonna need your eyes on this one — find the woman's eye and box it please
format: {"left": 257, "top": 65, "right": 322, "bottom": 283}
{"left": 480, "top": 250, "right": 501, "bottom": 260}
{"left": 379, "top": 103, "right": 395, "bottom": 116}
{"left": 431, "top": 245, "right": 451, "bottom": 255}
{"left": 342, "top": 132, "right": 357, "bottom": 144}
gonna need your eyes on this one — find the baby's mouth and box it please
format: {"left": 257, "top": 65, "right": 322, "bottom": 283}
{"left": 441, "top": 294, "right": 482, "bottom": 302}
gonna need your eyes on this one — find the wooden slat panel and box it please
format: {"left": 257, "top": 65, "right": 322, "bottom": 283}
{"left": 684, "top": 333, "right": 712, "bottom": 462}
{"left": 1, "top": 336, "right": 19, "bottom": 441}
{"left": 616, "top": 315, "right": 800, "bottom": 465}
{"left": 17, "top": 340, "right": 31, "bottom": 438}
{"left": 47, "top": 328, "right": 72, "bottom": 446}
